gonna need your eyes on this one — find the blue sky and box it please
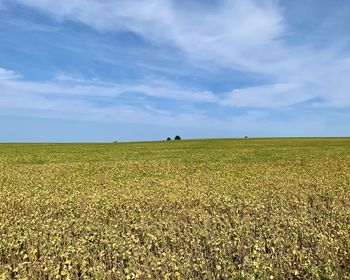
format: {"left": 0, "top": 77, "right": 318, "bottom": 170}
{"left": 0, "top": 0, "right": 350, "bottom": 142}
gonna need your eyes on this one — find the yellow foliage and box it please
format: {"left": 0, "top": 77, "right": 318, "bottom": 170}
{"left": 0, "top": 138, "right": 350, "bottom": 279}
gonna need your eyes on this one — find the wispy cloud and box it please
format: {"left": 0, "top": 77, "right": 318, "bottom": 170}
{"left": 1, "top": 61, "right": 349, "bottom": 131}
{"left": 6, "top": 0, "right": 350, "bottom": 109}
{"left": 5, "top": 18, "right": 58, "bottom": 32}
{"left": 0, "top": 68, "right": 20, "bottom": 80}
{"left": 1, "top": 66, "right": 349, "bottom": 137}
{"left": 1, "top": 71, "right": 216, "bottom": 102}
{"left": 11, "top": 0, "right": 284, "bottom": 70}
{"left": 0, "top": 68, "right": 221, "bottom": 126}
{"left": 220, "top": 83, "right": 314, "bottom": 108}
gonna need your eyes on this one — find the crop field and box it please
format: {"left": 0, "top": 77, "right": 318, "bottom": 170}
{"left": 0, "top": 138, "right": 350, "bottom": 279}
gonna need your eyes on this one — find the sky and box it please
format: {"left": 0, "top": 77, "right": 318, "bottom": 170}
{"left": 0, "top": 0, "right": 350, "bottom": 142}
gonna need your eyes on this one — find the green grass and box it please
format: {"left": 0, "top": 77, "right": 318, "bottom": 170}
{"left": 1, "top": 138, "right": 350, "bottom": 279}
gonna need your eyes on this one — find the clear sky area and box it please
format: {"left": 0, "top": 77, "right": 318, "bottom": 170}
{"left": 1, "top": 0, "right": 350, "bottom": 142}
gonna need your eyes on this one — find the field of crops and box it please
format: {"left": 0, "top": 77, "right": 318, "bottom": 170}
{"left": 0, "top": 138, "right": 350, "bottom": 279}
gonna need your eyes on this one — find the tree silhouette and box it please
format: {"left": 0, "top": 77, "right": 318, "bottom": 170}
{"left": 174, "top": 135, "right": 181, "bottom": 140}
{"left": 167, "top": 137, "right": 171, "bottom": 141}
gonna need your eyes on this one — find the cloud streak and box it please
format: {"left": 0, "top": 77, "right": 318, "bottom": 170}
{"left": 5, "top": 0, "right": 350, "bottom": 109}
{"left": 0, "top": 68, "right": 223, "bottom": 128}
{"left": 11, "top": 0, "right": 284, "bottom": 70}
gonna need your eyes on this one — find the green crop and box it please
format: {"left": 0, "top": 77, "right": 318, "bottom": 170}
{"left": 0, "top": 138, "right": 349, "bottom": 279}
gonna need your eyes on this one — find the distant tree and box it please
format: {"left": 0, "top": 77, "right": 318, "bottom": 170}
{"left": 167, "top": 137, "right": 171, "bottom": 141}
{"left": 174, "top": 135, "right": 181, "bottom": 140}
{"left": 114, "top": 141, "right": 118, "bottom": 143}
{"left": 244, "top": 136, "right": 248, "bottom": 139}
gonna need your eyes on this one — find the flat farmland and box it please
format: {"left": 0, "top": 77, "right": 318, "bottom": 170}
{"left": 0, "top": 138, "right": 350, "bottom": 279}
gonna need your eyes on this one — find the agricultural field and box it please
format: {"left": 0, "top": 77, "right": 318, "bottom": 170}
{"left": 0, "top": 138, "right": 350, "bottom": 279}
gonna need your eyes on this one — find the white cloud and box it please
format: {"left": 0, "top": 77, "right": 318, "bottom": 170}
{"left": 4, "top": 0, "right": 350, "bottom": 109}
{"left": 1, "top": 63, "right": 349, "bottom": 132}
{"left": 5, "top": 19, "right": 58, "bottom": 32}
{"left": 12, "top": 0, "right": 284, "bottom": 70}
{"left": 0, "top": 68, "right": 223, "bottom": 128}
{"left": 1, "top": 68, "right": 349, "bottom": 137}
{"left": 0, "top": 73, "right": 224, "bottom": 128}
{"left": 0, "top": 68, "right": 20, "bottom": 80}
{"left": 220, "top": 83, "right": 315, "bottom": 108}
{"left": 0, "top": 71, "right": 217, "bottom": 103}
